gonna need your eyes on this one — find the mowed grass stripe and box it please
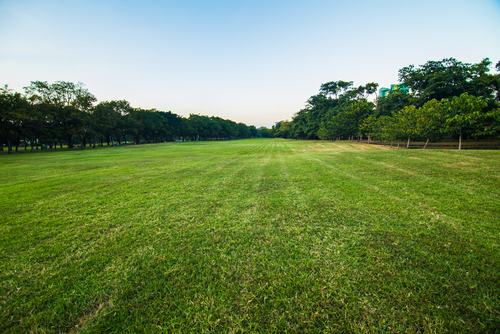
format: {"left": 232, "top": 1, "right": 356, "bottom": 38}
{"left": 1, "top": 141, "right": 278, "bottom": 332}
{"left": 283, "top": 144, "right": 499, "bottom": 331}
{"left": 302, "top": 147, "right": 499, "bottom": 226}
{"left": 1, "top": 138, "right": 499, "bottom": 333}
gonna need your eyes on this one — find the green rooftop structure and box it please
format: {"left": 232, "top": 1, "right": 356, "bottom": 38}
{"left": 379, "top": 87, "right": 391, "bottom": 97}
{"left": 379, "top": 83, "right": 409, "bottom": 97}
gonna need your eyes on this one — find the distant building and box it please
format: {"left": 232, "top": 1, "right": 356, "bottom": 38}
{"left": 379, "top": 87, "right": 391, "bottom": 97}
{"left": 379, "top": 83, "right": 409, "bottom": 97}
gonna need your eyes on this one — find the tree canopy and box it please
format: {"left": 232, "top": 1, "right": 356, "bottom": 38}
{"left": 398, "top": 58, "right": 497, "bottom": 106}
{"left": 273, "top": 57, "right": 499, "bottom": 149}
{"left": 0, "top": 81, "right": 257, "bottom": 153}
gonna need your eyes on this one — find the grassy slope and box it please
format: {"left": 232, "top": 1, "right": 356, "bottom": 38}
{"left": 1, "top": 139, "right": 499, "bottom": 333}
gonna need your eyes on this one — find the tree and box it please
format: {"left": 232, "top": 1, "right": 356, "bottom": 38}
{"left": 393, "top": 105, "right": 420, "bottom": 149}
{"left": 398, "top": 58, "right": 497, "bottom": 106}
{"left": 319, "top": 80, "right": 353, "bottom": 99}
{"left": 24, "top": 81, "right": 96, "bottom": 111}
{"left": 418, "top": 99, "right": 444, "bottom": 148}
{"left": 475, "top": 107, "right": 500, "bottom": 138}
{"left": 0, "top": 86, "right": 28, "bottom": 152}
{"left": 378, "top": 116, "right": 398, "bottom": 145}
{"left": 442, "top": 93, "right": 488, "bottom": 150}
{"left": 257, "top": 126, "right": 270, "bottom": 138}
{"left": 92, "top": 101, "right": 123, "bottom": 146}
{"left": 365, "top": 82, "right": 379, "bottom": 100}
{"left": 360, "top": 115, "right": 377, "bottom": 143}
{"left": 493, "top": 61, "right": 500, "bottom": 101}
{"left": 23, "top": 102, "right": 44, "bottom": 151}
{"left": 329, "top": 100, "right": 374, "bottom": 141}
{"left": 473, "top": 107, "right": 500, "bottom": 139}
{"left": 274, "top": 120, "right": 292, "bottom": 138}
{"left": 291, "top": 80, "right": 377, "bottom": 140}
{"left": 23, "top": 81, "right": 96, "bottom": 148}
{"left": 316, "top": 121, "right": 332, "bottom": 141}
{"left": 376, "top": 90, "right": 415, "bottom": 117}
{"left": 2, "top": 81, "right": 257, "bottom": 151}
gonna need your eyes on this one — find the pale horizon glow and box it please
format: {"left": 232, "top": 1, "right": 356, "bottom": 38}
{"left": 1, "top": 0, "right": 499, "bottom": 127}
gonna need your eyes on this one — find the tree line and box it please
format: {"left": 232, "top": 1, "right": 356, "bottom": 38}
{"left": 272, "top": 58, "right": 500, "bottom": 149}
{"left": 0, "top": 81, "right": 259, "bottom": 153}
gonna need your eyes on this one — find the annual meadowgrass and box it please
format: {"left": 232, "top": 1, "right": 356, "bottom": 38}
{"left": 1, "top": 139, "right": 499, "bottom": 333}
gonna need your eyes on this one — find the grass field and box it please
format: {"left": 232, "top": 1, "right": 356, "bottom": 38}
{"left": 1, "top": 138, "right": 499, "bottom": 333}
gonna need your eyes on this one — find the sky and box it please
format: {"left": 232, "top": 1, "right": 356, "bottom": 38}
{"left": 1, "top": 0, "right": 499, "bottom": 127}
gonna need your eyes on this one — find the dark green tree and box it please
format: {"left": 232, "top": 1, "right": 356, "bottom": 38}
{"left": 0, "top": 86, "right": 29, "bottom": 152}
{"left": 398, "top": 58, "right": 497, "bottom": 106}
{"left": 442, "top": 93, "right": 489, "bottom": 150}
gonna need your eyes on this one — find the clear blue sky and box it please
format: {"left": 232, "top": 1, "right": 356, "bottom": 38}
{"left": 1, "top": 0, "right": 499, "bottom": 127}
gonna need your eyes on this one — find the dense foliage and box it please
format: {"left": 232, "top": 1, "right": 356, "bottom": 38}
{"left": 3, "top": 58, "right": 499, "bottom": 152}
{"left": 274, "top": 58, "right": 500, "bottom": 149}
{"left": 0, "top": 81, "right": 258, "bottom": 153}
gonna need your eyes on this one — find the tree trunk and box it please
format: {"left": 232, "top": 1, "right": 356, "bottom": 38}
{"left": 406, "top": 135, "right": 410, "bottom": 149}
{"left": 397, "top": 141, "right": 400, "bottom": 149}
{"left": 459, "top": 126, "right": 462, "bottom": 150}
{"left": 423, "top": 137, "right": 429, "bottom": 149}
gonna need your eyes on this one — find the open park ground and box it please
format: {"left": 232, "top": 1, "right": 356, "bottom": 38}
{"left": 1, "top": 138, "right": 499, "bottom": 333}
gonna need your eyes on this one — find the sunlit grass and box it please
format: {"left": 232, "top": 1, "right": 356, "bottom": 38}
{"left": 1, "top": 139, "right": 499, "bottom": 333}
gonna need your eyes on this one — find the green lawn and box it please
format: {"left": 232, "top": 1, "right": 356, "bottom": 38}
{"left": 1, "top": 139, "right": 499, "bottom": 333}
